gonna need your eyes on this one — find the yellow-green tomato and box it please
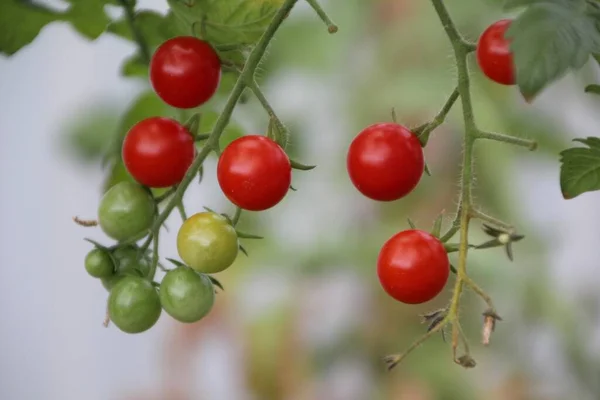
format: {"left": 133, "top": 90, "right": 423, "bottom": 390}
{"left": 108, "top": 276, "right": 161, "bottom": 334}
{"left": 177, "top": 212, "right": 238, "bottom": 273}
{"left": 159, "top": 267, "right": 215, "bottom": 323}
{"left": 98, "top": 181, "right": 155, "bottom": 241}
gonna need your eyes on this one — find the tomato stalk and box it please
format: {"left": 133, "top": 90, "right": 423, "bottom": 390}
{"left": 385, "top": 0, "right": 538, "bottom": 371}
{"left": 117, "top": 0, "right": 151, "bottom": 64}
{"left": 148, "top": 0, "right": 333, "bottom": 242}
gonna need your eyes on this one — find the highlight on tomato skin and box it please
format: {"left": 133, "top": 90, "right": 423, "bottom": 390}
{"left": 346, "top": 122, "right": 424, "bottom": 202}
{"left": 476, "top": 19, "right": 516, "bottom": 86}
{"left": 377, "top": 229, "right": 450, "bottom": 305}
{"left": 149, "top": 36, "right": 222, "bottom": 109}
{"left": 217, "top": 135, "right": 292, "bottom": 211}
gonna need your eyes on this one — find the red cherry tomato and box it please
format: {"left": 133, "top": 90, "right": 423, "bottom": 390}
{"left": 150, "top": 36, "right": 221, "bottom": 109}
{"left": 122, "top": 117, "right": 195, "bottom": 188}
{"left": 347, "top": 123, "right": 424, "bottom": 201}
{"left": 476, "top": 19, "right": 515, "bottom": 85}
{"left": 217, "top": 135, "right": 291, "bottom": 211}
{"left": 377, "top": 230, "right": 449, "bottom": 304}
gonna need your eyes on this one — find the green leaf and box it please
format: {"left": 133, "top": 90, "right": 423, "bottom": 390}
{"left": 506, "top": 2, "right": 600, "bottom": 98}
{"left": 65, "top": 0, "right": 111, "bottom": 39}
{"left": 0, "top": 1, "right": 61, "bottom": 55}
{"left": 559, "top": 137, "right": 600, "bottom": 199}
{"left": 0, "top": 0, "right": 115, "bottom": 55}
{"left": 107, "top": 10, "right": 182, "bottom": 48}
{"left": 120, "top": 53, "right": 149, "bottom": 77}
{"left": 166, "top": 0, "right": 283, "bottom": 64}
{"left": 584, "top": 84, "right": 600, "bottom": 95}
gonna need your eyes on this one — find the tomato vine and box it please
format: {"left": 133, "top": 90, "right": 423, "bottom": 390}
{"left": 5, "top": 0, "right": 600, "bottom": 372}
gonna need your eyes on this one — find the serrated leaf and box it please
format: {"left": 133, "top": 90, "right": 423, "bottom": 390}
{"left": 166, "top": 0, "right": 282, "bottom": 64}
{"left": 0, "top": 1, "right": 61, "bottom": 55}
{"left": 559, "top": 137, "right": 600, "bottom": 198}
{"left": 506, "top": 2, "right": 600, "bottom": 98}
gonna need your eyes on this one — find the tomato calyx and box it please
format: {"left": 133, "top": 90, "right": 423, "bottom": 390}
{"left": 475, "top": 223, "right": 524, "bottom": 261}
{"left": 289, "top": 158, "right": 317, "bottom": 171}
{"left": 183, "top": 113, "right": 202, "bottom": 140}
{"left": 421, "top": 308, "right": 448, "bottom": 342}
{"left": 165, "top": 257, "right": 225, "bottom": 292}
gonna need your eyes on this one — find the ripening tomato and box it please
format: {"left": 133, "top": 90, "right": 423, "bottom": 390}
{"left": 377, "top": 229, "right": 449, "bottom": 304}
{"left": 108, "top": 276, "right": 162, "bottom": 334}
{"left": 159, "top": 267, "right": 215, "bottom": 323}
{"left": 476, "top": 19, "right": 515, "bottom": 85}
{"left": 177, "top": 212, "right": 239, "bottom": 274}
{"left": 122, "top": 117, "right": 195, "bottom": 188}
{"left": 347, "top": 123, "right": 424, "bottom": 201}
{"left": 217, "top": 135, "right": 292, "bottom": 211}
{"left": 97, "top": 181, "right": 155, "bottom": 241}
{"left": 150, "top": 36, "right": 221, "bottom": 109}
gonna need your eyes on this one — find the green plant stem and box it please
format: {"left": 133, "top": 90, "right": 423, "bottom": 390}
{"left": 476, "top": 130, "right": 537, "bottom": 150}
{"left": 305, "top": 0, "right": 338, "bottom": 33}
{"left": 149, "top": 0, "right": 300, "bottom": 234}
{"left": 154, "top": 187, "right": 177, "bottom": 203}
{"left": 117, "top": 0, "right": 151, "bottom": 64}
{"left": 418, "top": 86, "right": 460, "bottom": 145}
{"left": 387, "top": 0, "right": 498, "bottom": 370}
{"left": 469, "top": 209, "right": 513, "bottom": 231}
{"left": 232, "top": 207, "right": 242, "bottom": 226}
{"left": 433, "top": 0, "right": 477, "bottom": 357}
{"left": 149, "top": 230, "right": 160, "bottom": 280}
{"left": 176, "top": 201, "right": 188, "bottom": 221}
{"left": 248, "top": 80, "right": 289, "bottom": 146}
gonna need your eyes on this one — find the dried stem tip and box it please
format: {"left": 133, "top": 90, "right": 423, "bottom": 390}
{"left": 73, "top": 216, "right": 98, "bottom": 227}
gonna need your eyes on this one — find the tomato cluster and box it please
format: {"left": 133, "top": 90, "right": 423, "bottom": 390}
{"left": 347, "top": 122, "right": 450, "bottom": 304}
{"left": 345, "top": 19, "right": 518, "bottom": 306}
{"left": 81, "top": 35, "right": 298, "bottom": 334}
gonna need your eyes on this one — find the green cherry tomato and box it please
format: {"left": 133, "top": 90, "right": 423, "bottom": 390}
{"left": 108, "top": 276, "right": 161, "bottom": 334}
{"left": 84, "top": 249, "right": 114, "bottom": 278}
{"left": 159, "top": 267, "right": 215, "bottom": 323}
{"left": 98, "top": 181, "right": 155, "bottom": 241}
{"left": 177, "top": 212, "right": 239, "bottom": 274}
{"left": 101, "top": 246, "right": 153, "bottom": 291}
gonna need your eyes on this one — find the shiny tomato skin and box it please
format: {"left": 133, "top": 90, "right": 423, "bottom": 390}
{"left": 97, "top": 181, "right": 155, "bottom": 241}
{"left": 217, "top": 135, "right": 292, "bottom": 211}
{"left": 476, "top": 19, "right": 515, "bottom": 85}
{"left": 159, "top": 267, "right": 215, "bottom": 323}
{"left": 150, "top": 36, "right": 221, "bottom": 109}
{"left": 108, "top": 276, "right": 161, "bottom": 334}
{"left": 347, "top": 123, "right": 424, "bottom": 201}
{"left": 177, "top": 212, "right": 239, "bottom": 274}
{"left": 377, "top": 230, "right": 449, "bottom": 304}
{"left": 122, "top": 117, "right": 195, "bottom": 188}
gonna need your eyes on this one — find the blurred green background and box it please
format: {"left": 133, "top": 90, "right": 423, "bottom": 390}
{"left": 2, "top": 0, "right": 600, "bottom": 399}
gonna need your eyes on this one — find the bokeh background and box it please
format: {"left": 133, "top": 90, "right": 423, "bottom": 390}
{"left": 2, "top": 0, "right": 600, "bottom": 399}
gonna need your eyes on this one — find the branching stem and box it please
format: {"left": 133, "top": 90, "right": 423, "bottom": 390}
{"left": 386, "top": 0, "right": 534, "bottom": 370}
